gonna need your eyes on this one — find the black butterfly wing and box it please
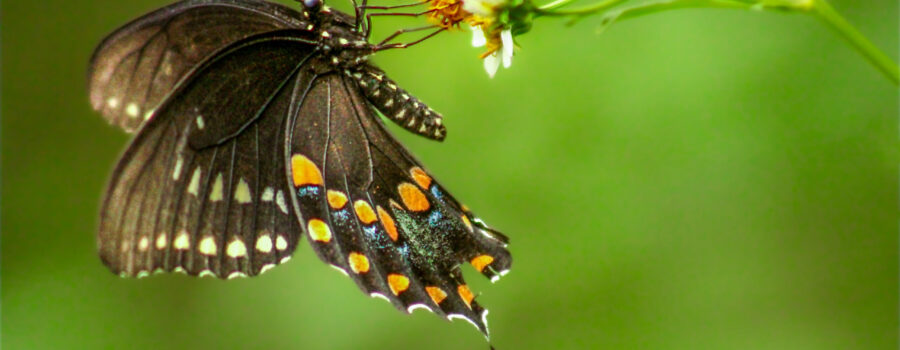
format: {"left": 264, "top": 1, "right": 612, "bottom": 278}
{"left": 287, "top": 73, "right": 512, "bottom": 336}
{"left": 88, "top": 0, "right": 311, "bottom": 133}
{"left": 98, "top": 31, "right": 319, "bottom": 278}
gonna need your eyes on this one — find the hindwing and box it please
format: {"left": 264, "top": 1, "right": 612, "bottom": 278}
{"left": 286, "top": 73, "right": 511, "bottom": 335}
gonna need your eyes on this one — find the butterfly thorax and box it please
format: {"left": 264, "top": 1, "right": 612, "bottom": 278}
{"left": 310, "top": 6, "right": 374, "bottom": 71}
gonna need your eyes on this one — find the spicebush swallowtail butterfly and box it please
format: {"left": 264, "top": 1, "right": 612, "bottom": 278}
{"left": 88, "top": 0, "right": 511, "bottom": 337}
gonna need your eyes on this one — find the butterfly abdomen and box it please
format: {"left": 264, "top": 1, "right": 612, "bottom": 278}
{"left": 348, "top": 67, "right": 447, "bottom": 141}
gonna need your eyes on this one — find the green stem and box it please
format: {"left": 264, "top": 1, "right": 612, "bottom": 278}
{"left": 537, "top": 0, "right": 752, "bottom": 20}
{"left": 536, "top": 0, "right": 627, "bottom": 16}
{"left": 604, "top": 0, "right": 751, "bottom": 20}
{"left": 535, "top": 0, "right": 899, "bottom": 85}
{"left": 538, "top": 0, "right": 582, "bottom": 11}
{"left": 809, "top": 0, "right": 899, "bottom": 85}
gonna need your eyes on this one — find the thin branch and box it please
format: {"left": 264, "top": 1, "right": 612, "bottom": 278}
{"left": 535, "top": 0, "right": 899, "bottom": 85}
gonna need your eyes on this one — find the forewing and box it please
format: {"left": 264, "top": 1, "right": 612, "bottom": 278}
{"left": 286, "top": 73, "right": 512, "bottom": 336}
{"left": 98, "top": 33, "right": 318, "bottom": 279}
{"left": 88, "top": 0, "right": 311, "bottom": 132}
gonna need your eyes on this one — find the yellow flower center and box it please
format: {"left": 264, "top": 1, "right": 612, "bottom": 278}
{"left": 426, "top": 0, "right": 506, "bottom": 58}
{"left": 428, "top": 0, "right": 469, "bottom": 28}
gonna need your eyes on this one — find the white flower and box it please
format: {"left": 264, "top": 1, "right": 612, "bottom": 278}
{"left": 500, "top": 29, "right": 513, "bottom": 68}
{"left": 462, "top": 0, "right": 503, "bottom": 17}
{"left": 483, "top": 53, "right": 500, "bottom": 78}
{"left": 472, "top": 26, "right": 514, "bottom": 78}
{"left": 471, "top": 25, "right": 487, "bottom": 47}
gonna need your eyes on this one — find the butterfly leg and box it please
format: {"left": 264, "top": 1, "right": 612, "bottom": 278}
{"left": 364, "top": 9, "right": 435, "bottom": 39}
{"left": 375, "top": 28, "right": 445, "bottom": 50}
{"left": 359, "top": 1, "right": 430, "bottom": 10}
{"left": 376, "top": 24, "right": 438, "bottom": 47}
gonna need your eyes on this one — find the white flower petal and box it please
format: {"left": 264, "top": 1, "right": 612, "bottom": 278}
{"left": 500, "top": 29, "right": 514, "bottom": 68}
{"left": 463, "top": 0, "right": 492, "bottom": 16}
{"left": 483, "top": 53, "right": 500, "bottom": 78}
{"left": 471, "top": 26, "right": 487, "bottom": 47}
{"left": 461, "top": 0, "right": 478, "bottom": 14}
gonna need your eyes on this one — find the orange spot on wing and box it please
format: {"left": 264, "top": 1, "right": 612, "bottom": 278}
{"left": 470, "top": 255, "right": 494, "bottom": 273}
{"left": 307, "top": 219, "right": 332, "bottom": 242}
{"left": 398, "top": 182, "right": 430, "bottom": 212}
{"left": 327, "top": 190, "right": 348, "bottom": 209}
{"left": 291, "top": 154, "right": 323, "bottom": 187}
{"left": 348, "top": 252, "right": 370, "bottom": 274}
{"left": 425, "top": 286, "right": 447, "bottom": 304}
{"left": 410, "top": 167, "right": 432, "bottom": 189}
{"left": 354, "top": 200, "right": 377, "bottom": 224}
{"left": 457, "top": 285, "right": 474, "bottom": 308}
{"left": 377, "top": 206, "right": 399, "bottom": 241}
{"left": 388, "top": 273, "right": 410, "bottom": 295}
{"left": 461, "top": 215, "right": 473, "bottom": 231}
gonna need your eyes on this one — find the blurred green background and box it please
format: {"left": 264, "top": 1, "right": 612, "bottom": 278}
{"left": 2, "top": 0, "right": 897, "bottom": 349}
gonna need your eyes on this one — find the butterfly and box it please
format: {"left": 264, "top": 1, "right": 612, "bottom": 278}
{"left": 87, "top": 0, "right": 511, "bottom": 337}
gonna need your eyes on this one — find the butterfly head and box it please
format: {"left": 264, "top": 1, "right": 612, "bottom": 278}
{"left": 300, "top": 0, "right": 322, "bottom": 9}
{"left": 297, "top": 0, "right": 358, "bottom": 35}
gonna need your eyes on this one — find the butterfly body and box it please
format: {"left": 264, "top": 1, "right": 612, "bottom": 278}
{"left": 89, "top": 0, "right": 509, "bottom": 337}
